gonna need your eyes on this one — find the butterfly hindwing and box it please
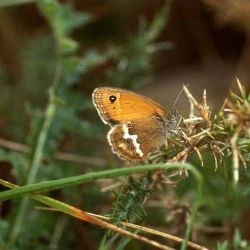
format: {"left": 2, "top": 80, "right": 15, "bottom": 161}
{"left": 107, "top": 117, "right": 166, "bottom": 162}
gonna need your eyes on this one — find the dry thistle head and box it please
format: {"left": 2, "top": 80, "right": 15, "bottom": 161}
{"left": 149, "top": 81, "right": 249, "bottom": 183}
{"left": 150, "top": 85, "right": 213, "bottom": 166}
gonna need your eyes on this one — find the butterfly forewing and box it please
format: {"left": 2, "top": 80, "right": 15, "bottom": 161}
{"left": 92, "top": 87, "right": 167, "bottom": 125}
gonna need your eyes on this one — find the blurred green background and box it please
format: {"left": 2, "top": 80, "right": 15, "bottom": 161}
{"left": 0, "top": 0, "right": 250, "bottom": 249}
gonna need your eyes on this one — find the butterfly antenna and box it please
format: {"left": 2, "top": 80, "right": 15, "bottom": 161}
{"left": 169, "top": 86, "right": 185, "bottom": 121}
{"left": 166, "top": 86, "right": 185, "bottom": 135}
{"left": 172, "top": 86, "right": 185, "bottom": 111}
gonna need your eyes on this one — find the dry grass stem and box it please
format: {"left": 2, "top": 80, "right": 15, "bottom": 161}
{"left": 86, "top": 212, "right": 209, "bottom": 250}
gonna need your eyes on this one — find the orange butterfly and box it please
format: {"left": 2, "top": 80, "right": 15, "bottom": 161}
{"left": 92, "top": 87, "right": 175, "bottom": 162}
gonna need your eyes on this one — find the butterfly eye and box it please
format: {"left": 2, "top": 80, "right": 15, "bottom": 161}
{"left": 129, "top": 146, "right": 135, "bottom": 151}
{"left": 109, "top": 95, "right": 116, "bottom": 103}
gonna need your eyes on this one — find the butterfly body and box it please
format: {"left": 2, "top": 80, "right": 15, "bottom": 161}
{"left": 92, "top": 87, "right": 169, "bottom": 162}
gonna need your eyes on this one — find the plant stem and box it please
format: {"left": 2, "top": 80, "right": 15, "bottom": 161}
{"left": 181, "top": 179, "right": 203, "bottom": 250}
{"left": 0, "top": 163, "right": 201, "bottom": 201}
{"left": 7, "top": 102, "right": 57, "bottom": 245}
{"left": 7, "top": 35, "right": 61, "bottom": 248}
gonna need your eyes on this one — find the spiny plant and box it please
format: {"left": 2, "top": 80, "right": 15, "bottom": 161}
{"left": 100, "top": 81, "right": 250, "bottom": 249}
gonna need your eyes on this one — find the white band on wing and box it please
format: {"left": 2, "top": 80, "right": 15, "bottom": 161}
{"left": 122, "top": 124, "right": 143, "bottom": 157}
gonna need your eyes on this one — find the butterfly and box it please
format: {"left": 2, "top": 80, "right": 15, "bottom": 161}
{"left": 92, "top": 87, "right": 176, "bottom": 162}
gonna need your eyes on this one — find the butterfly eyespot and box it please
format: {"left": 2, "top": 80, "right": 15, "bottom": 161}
{"left": 109, "top": 95, "right": 116, "bottom": 103}
{"left": 127, "top": 123, "right": 132, "bottom": 128}
{"left": 126, "top": 139, "right": 131, "bottom": 144}
{"left": 129, "top": 146, "right": 135, "bottom": 151}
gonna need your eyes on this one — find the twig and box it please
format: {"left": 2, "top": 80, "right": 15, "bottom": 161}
{"left": 183, "top": 85, "right": 210, "bottom": 125}
{"left": 0, "top": 138, "right": 28, "bottom": 153}
{"left": 0, "top": 137, "right": 106, "bottom": 167}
